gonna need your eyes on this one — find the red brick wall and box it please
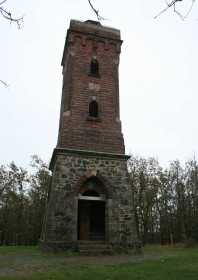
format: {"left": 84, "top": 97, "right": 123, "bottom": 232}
{"left": 57, "top": 20, "right": 125, "bottom": 154}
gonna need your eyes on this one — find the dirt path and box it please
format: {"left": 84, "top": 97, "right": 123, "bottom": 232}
{"left": 0, "top": 250, "right": 176, "bottom": 277}
{"left": 57, "top": 254, "right": 145, "bottom": 265}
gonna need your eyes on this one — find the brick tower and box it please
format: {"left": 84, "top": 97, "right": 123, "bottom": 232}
{"left": 40, "top": 20, "right": 139, "bottom": 253}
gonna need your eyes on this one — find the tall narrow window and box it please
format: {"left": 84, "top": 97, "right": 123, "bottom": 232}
{"left": 89, "top": 100, "right": 98, "bottom": 118}
{"left": 90, "top": 58, "right": 99, "bottom": 76}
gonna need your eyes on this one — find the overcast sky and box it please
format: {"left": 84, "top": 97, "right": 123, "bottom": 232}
{"left": 0, "top": 0, "right": 198, "bottom": 168}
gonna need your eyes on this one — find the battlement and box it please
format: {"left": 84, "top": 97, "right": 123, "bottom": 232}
{"left": 61, "top": 19, "right": 122, "bottom": 67}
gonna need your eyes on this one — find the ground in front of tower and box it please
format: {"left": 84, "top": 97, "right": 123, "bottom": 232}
{"left": 0, "top": 245, "right": 195, "bottom": 279}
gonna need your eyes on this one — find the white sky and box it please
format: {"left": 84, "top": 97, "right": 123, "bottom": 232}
{"left": 0, "top": 0, "right": 198, "bottom": 168}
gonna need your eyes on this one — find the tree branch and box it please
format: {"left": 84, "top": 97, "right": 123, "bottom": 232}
{"left": 0, "top": 80, "right": 8, "bottom": 87}
{"left": 182, "top": 0, "right": 196, "bottom": 19}
{"left": 154, "top": 0, "right": 196, "bottom": 20}
{"left": 88, "top": 0, "right": 105, "bottom": 21}
{"left": 0, "top": 0, "right": 23, "bottom": 28}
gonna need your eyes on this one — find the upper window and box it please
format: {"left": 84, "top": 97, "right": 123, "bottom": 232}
{"left": 90, "top": 58, "right": 99, "bottom": 76}
{"left": 89, "top": 100, "right": 98, "bottom": 118}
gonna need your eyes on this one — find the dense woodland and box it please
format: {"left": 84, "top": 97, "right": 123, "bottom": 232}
{"left": 0, "top": 156, "right": 50, "bottom": 245}
{"left": 0, "top": 155, "right": 198, "bottom": 246}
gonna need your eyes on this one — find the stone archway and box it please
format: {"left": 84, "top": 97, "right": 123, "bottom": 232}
{"left": 77, "top": 177, "right": 106, "bottom": 241}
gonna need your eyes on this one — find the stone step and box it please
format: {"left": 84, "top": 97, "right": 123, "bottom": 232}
{"left": 78, "top": 240, "right": 106, "bottom": 244}
{"left": 78, "top": 245, "right": 112, "bottom": 249}
{"left": 79, "top": 250, "right": 113, "bottom": 256}
{"left": 79, "top": 248, "right": 114, "bottom": 256}
{"left": 78, "top": 241, "right": 113, "bottom": 255}
{"left": 78, "top": 244, "right": 112, "bottom": 249}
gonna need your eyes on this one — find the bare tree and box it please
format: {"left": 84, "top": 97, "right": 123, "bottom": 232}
{"left": 0, "top": 0, "right": 23, "bottom": 28}
{"left": 0, "top": 1, "right": 23, "bottom": 87}
{"left": 155, "top": 0, "right": 196, "bottom": 20}
{"left": 88, "top": 0, "right": 105, "bottom": 21}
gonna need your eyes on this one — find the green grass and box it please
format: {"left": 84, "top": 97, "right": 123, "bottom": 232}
{"left": 0, "top": 246, "right": 38, "bottom": 254}
{"left": 0, "top": 245, "right": 197, "bottom": 280}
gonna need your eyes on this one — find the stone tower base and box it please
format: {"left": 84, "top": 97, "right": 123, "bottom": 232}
{"left": 40, "top": 148, "right": 140, "bottom": 253}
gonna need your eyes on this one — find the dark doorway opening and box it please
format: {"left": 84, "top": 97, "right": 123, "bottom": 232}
{"left": 78, "top": 200, "right": 105, "bottom": 241}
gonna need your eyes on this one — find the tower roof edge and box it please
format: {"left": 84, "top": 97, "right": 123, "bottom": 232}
{"left": 61, "top": 19, "right": 122, "bottom": 66}
{"left": 69, "top": 19, "right": 121, "bottom": 40}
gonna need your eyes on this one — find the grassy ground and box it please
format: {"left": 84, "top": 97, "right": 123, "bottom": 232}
{"left": 0, "top": 244, "right": 197, "bottom": 279}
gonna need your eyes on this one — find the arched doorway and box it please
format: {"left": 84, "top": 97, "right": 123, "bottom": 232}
{"left": 78, "top": 177, "right": 106, "bottom": 241}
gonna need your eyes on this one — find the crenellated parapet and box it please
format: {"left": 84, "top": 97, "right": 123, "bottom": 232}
{"left": 62, "top": 20, "right": 122, "bottom": 68}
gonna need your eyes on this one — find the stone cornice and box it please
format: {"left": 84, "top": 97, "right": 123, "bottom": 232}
{"left": 49, "top": 148, "right": 130, "bottom": 170}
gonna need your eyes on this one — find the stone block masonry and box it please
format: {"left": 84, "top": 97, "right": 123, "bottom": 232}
{"left": 40, "top": 148, "right": 140, "bottom": 252}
